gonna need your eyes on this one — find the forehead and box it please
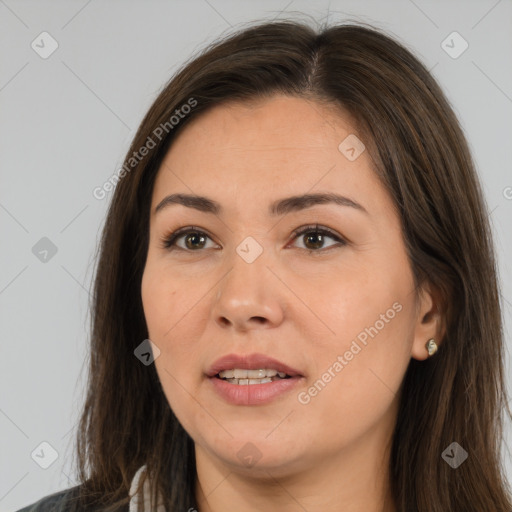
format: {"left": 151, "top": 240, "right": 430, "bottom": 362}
{"left": 151, "top": 95, "right": 386, "bottom": 215}
{"left": 165, "top": 95, "right": 356, "bottom": 159}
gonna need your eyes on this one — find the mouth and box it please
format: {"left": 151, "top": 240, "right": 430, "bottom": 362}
{"left": 215, "top": 368, "right": 292, "bottom": 385}
{"left": 206, "top": 353, "right": 303, "bottom": 382}
{"left": 206, "top": 353, "right": 304, "bottom": 405}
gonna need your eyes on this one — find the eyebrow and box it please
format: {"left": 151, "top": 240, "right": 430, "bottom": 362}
{"left": 154, "top": 192, "right": 368, "bottom": 217}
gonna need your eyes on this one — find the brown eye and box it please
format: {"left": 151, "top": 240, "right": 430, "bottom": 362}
{"left": 161, "top": 224, "right": 346, "bottom": 253}
{"left": 183, "top": 231, "right": 207, "bottom": 250}
{"left": 302, "top": 232, "right": 325, "bottom": 250}
{"left": 290, "top": 225, "right": 347, "bottom": 252}
{"left": 161, "top": 227, "right": 217, "bottom": 251}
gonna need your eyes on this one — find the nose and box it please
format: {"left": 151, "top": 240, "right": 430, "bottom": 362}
{"left": 211, "top": 250, "right": 285, "bottom": 332}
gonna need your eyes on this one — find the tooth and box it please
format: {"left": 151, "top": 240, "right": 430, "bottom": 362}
{"left": 218, "top": 368, "right": 291, "bottom": 382}
{"left": 247, "top": 369, "right": 266, "bottom": 378}
{"left": 223, "top": 375, "right": 281, "bottom": 385}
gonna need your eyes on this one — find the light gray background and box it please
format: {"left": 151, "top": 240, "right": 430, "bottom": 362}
{"left": 1, "top": 1, "right": 511, "bottom": 510}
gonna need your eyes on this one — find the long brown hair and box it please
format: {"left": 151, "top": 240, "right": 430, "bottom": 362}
{"left": 71, "top": 18, "right": 512, "bottom": 511}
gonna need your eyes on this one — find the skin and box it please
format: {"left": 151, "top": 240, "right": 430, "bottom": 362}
{"left": 141, "top": 95, "right": 444, "bottom": 512}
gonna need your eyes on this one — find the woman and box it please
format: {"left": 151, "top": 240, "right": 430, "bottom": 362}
{"left": 17, "top": 18, "right": 512, "bottom": 512}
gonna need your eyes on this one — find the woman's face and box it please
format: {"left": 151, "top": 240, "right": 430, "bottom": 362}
{"left": 141, "top": 95, "right": 438, "bottom": 477}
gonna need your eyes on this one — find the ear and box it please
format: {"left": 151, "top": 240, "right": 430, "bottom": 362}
{"left": 411, "top": 281, "right": 446, "bottom": 361}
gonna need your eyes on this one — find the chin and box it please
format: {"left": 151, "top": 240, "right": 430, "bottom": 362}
{"left": 198, "top": 434, "right": 309, "bottom": 477}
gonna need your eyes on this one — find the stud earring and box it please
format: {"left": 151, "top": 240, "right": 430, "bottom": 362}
{"left": 425, "top": 338, "right": 438, "bottom": 356}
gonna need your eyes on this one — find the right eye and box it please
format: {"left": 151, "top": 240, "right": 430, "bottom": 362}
{"left": 160, "top": 227, "right": 218, "bottom": 251}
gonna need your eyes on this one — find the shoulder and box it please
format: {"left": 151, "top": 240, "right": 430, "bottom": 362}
{"left": 15, "top": 484, "right": 81, "bottom": 512}
{"left": 14, "top": 484, "right": 129, "bottom": 512}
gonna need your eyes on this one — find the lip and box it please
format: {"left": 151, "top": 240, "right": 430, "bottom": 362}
{"left": 208, "top": 375, "right": 303, "bottom": 405}
{"left": 206, "top": 353, "right": 305, "bottom": 406}
{"left": 206, "top": 353, "right": 303, "bottom": 378}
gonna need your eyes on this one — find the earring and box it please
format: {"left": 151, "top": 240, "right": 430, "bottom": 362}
{"left": 425, "top": 338, "right": 438, "bottom": 356}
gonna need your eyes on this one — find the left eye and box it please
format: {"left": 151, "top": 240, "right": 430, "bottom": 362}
{"left": 160, "top": 224, "right": 346, "bottom": 252}
{"left": 290, "top": 225, "right": 346, "bottom": 251}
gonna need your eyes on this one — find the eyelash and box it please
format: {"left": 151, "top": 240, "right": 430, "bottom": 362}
{"left": 159, "top": 224, "right": 347, "bottom": 253}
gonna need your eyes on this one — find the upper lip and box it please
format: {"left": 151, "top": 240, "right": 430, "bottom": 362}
{"left": 206, "top": 353, "right": 303, "bottom": 378}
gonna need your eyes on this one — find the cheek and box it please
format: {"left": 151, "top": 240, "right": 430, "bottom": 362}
{"left": 306, "top": 262, "right": 405, "bottom": 349}
{"left": 141, "top": 263, "right": 202, "bottom": 376}
{"left": 141, "top": 263, "right": 179, "bottom": 335}
{"left": 318, "top": 300, "right": 413, "bottom": 429}
{"left": 304, "top": 266, "right": 415, "bottom": 412}
{"left": 142, "top": 265, "right": 200, "bottom": 430}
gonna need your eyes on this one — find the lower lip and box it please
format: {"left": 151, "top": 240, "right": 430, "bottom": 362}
{"left": 208, "top": 375, "right": 303, "bottom": 405}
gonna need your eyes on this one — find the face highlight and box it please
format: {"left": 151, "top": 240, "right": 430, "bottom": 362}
{"left": 141, "top": 95, "right": 434, "bottom": 480}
